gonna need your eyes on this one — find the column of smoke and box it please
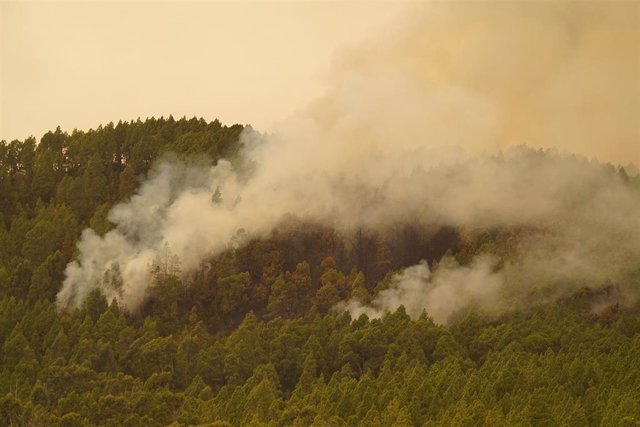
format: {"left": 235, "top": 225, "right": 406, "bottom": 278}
{"left": 57, "top": 1, "right": 640, "bottom": 323}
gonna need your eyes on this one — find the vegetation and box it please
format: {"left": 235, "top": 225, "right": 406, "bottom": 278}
{"left": 0, "top": 117, "right": 639, "bottom": 426}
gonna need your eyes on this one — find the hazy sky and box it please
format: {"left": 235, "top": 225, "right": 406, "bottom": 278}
{"left": 0, "top": 1, "right": 410, "bottom": 141}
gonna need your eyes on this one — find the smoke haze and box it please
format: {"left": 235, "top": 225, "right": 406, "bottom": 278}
{"left": 57, "top": 1, "right": 640, "bottom": 321}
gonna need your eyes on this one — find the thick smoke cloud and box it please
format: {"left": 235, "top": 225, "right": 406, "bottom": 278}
{"left": 58, "top": 1, "right": 639, "bottom": 319}
{"left": 340, "top": 148, "right": 640, "bottom": 324}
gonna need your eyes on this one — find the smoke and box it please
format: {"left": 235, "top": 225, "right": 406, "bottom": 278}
{"left": 57, "top": 1, "right": 640, "bottom": 317}
{"left": 340, "top": 148, "right": 640, "bottom": 324}
{"left": 322, "top": 0, "right": 639, "bottom": 165}
{"left": 338, "top": 256, "right": 504, "bottom": 325}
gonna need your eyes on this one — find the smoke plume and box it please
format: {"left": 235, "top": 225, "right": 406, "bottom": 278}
{"left": 338, "top": 257, "right": 505, "bottom": 325}
{"left": 57, "top": 1, "right": 639, "bottom": 320}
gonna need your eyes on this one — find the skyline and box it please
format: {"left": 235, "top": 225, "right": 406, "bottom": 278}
{"left": 1, "top": 1, "right": 410, "bottom": 141}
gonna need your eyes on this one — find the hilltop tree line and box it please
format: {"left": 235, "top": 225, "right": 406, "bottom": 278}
{"left": 0, "top": 118, "right": 639, "bottom": 426}
{"left": 0, "top": 117, "right": 244, "bottom": 304}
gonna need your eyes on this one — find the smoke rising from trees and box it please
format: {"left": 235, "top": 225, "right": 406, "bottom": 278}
{"left": 57, "top": 1, "right": 640, "bottom": 321}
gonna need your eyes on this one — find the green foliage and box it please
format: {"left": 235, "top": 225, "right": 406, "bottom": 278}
{"left": 0, "top": 119, "right": 639, "bottom": 425}
{"left": 2, "top": 283, "right": 640, "bottom": 425}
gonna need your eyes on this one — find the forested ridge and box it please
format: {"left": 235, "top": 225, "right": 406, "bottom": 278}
{"left": 0, "top": 117, "right": 639, "bottom": 426}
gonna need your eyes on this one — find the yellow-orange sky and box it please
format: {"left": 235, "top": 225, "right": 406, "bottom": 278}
{"left": 0, "top": 1, "right": 410, "bottom": 141}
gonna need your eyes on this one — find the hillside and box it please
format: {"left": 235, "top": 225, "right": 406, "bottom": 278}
{"left": 0, "top": 119, "right": 639, "bottom": 426}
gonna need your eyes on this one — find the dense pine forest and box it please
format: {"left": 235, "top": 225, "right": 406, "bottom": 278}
{"left": 1, "top": 117, "right": 639, "bottom": 426}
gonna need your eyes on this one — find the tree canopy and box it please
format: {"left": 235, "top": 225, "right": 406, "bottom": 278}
{"left": 0, "top": 118, "right": 639, "bottom": 426}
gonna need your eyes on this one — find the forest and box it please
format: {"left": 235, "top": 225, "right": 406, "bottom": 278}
{"left": 1, "top": 117, "right": 639, "bottom": 426}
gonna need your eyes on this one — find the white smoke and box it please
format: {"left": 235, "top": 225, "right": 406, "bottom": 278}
{"left": 339, "top": 256, "right": 504, "bottom": 325}
{"left": 57, "top": 1, "right": 640, "bottom": 316}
